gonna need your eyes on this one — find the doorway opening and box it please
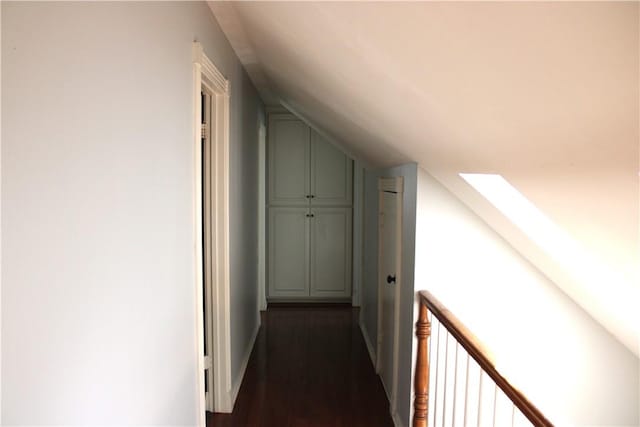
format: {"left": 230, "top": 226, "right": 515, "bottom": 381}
{"left": 193, "top": 42, "right": 232, "bottom": 426}
{"left": 201, "top": 88, "right": 215, "bottom": 413}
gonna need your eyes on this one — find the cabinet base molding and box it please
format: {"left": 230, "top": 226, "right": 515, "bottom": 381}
{"left": 267, "top": 297, "right": 352, "bottom": 304}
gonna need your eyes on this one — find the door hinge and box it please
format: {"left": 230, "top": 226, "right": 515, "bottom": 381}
{"left": 201, "top": 122, "right": 208, "bottom": 140}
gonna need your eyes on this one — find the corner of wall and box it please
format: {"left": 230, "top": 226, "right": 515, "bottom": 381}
{"left": 359, "top": 315, "right": 377, "bottom": 367}
{"left": 391, "top": 411, "right": 406, "bottom": 427}
{"left": 229, "top": 320, "right": 261, "bottom": 410}
{"left": 352, "top": 160, "right": 365, "bottom": 307}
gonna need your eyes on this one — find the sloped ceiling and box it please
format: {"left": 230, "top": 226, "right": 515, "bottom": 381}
{"left": 209, "top": 2, "right": 639, "bottom": 354}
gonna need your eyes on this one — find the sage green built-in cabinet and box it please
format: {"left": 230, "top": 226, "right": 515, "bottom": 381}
{"left": 268, "top": 207, "right": 309, "bottom": 297}
{"left": 268, "top": 113, "right": 353, "bottom": 300}
{"left": 268, "top": 115, "right": 352, "bottom": 206}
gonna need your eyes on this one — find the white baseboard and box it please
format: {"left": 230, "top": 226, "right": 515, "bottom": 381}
{"left": 360, "top": 319, "right": 406, "bottom": 427}
{"left": 392, "top": 411, "right": 405, "bottom": 427}
{"left": 359, "top": 318, "right": 377, "bottom": 367}
{"left": 229, "top": 321, "right": 260, "bottom": 409}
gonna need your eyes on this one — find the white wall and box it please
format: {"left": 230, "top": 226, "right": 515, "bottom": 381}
{"left": 414, "top": 168, "right": 639, "bottom": 426}
{"left": 1, "top": 2, "right": 263, "bottom": 424}
{"left": 228, "top": 53, "right": 264, "bottom": 399}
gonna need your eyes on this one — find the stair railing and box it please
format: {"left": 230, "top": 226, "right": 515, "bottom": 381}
{"left": 413, "top": 290, "right": 553, "bottom": 427}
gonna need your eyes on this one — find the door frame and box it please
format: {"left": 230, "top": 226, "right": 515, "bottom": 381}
{"left": 375, "top": 176, "right": 404, "bottom": 414}
{"left": 201, "top": 86, "right": 215, "bottom": 413}
{"left": 257, "top": 123, "right": 267, "bottom": 311}
{"left": 193, "top": 42, "right": 232, "bottom": 424}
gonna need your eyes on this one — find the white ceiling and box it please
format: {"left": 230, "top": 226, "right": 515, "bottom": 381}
{"left": 209, "top": 1, "right": 639, "bottom": 353}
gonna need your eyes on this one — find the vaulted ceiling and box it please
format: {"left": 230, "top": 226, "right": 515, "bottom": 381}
{"left": 209, "top": 2, "right": 639, "bottom": 353}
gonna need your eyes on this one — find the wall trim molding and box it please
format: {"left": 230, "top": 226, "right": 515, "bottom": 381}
{"left": 193, "top": 42, "right": 233, "bottom": 423}
{"left": 193, "top": 42, "right": 229, "bottom": 94}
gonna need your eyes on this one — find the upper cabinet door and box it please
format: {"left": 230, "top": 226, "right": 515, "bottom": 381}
{"left": 268, "top": 115, "right": 310, "bottom": 205}
{"left": 310, "top": 131, "right": 352, "bottom": 206}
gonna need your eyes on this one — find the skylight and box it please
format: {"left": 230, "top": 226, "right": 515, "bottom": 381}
{"left": 459, "top": 174, "right": 566, "bottom": 253}
{"left": 459, "top": 173, "right": 638, "bottom": 352}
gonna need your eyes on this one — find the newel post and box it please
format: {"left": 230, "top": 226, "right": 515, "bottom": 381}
{"left": 413, "top": 299, "right": 431, "bottom": 427}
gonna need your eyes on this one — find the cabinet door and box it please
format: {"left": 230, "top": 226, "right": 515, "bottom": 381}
{"left": 310, "top": 131, "right": 352, "bottom": 206}
{"left": 268, "top": 207, "right": 309, "bottom": 297}
{"left": 309, "top": 208, "right": 352, "bottom": 298}
{"left": 268, "top": 115, "right": 310, "bottom": 205}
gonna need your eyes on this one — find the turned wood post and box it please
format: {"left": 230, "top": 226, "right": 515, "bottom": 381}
{"left": 413, "top": 300, "right": 431, "bottom": 427}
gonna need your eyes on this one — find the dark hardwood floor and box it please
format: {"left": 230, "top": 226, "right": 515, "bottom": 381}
{"left": 207, "top": 305, "right": 394, "bottom": 427}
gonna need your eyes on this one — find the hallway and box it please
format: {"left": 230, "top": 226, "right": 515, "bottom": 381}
{"left": 208, "top": 305, "right": 395, "bottom": 427}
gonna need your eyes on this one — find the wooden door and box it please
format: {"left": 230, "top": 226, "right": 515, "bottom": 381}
{"left": 310, "top": 131, "right": 352, "bottom": 206}
{"left": 268, "top": 115, "right": 310, "bottom": 205}
{"left": 309, "top": 208, "right": 352, "bottom": 298}
{"left": 268, "top": 207, "right": 310, "bottom": 297}
{"left": 377, "top": 180, "right": 402, "bottom": 409}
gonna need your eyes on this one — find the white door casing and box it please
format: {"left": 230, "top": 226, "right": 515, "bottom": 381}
{"left": 193, "top": 42, "right": 233, "bottom": 423}
{"left": 376, "top": 177, "right": 404, "bottom": 415}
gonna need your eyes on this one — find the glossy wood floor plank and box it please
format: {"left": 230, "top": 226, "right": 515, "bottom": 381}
{"left": 208, "top": 306, "right": 394, "bottom": 427}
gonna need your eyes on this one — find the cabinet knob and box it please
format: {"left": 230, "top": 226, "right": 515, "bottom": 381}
{"left": 306, "top": 195, "right": 311, "bottom": 198}
{"left": 386, "top": 275, "right": 396, "bottom": 284}
{"left": 306, "top": 213, "right": 315, "bottom": 218}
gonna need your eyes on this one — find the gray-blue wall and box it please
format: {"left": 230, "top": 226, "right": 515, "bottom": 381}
{"left": 2, "top": 2, "right": 264, "bottom": 423}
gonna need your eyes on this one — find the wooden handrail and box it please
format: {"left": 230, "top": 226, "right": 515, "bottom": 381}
{"left": 413, "top": 290, "right": 554, "bottom": 427}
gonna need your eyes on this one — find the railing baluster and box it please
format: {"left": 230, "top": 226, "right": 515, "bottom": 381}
{"left": 442, "top": 329, "right": 450, "bottom": 427}
{"left": 492, "top": 383, "right": 498, "bottom": 427}
{"left": 428, "top": 314, "right": 435, "bottom": 427}
{"left": 433, "top": 322, "right": 441, "bottom": 426}
{"left": 413, "top": 301, "right": 431, "bottom": 427}
{"left": 451, "top": 342, "right": 459, "bottom": 427}
{"left": 428, "top": 313, "right": 433, "bottom": 366}
{"left": 463, "top": 353, "right": 470, "bottom": 427}
{"left": 477, "top": 370, "right": 483, "bottom": 426}
{"left": 414, "top": 291, "right": 553, "bottom": 427}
